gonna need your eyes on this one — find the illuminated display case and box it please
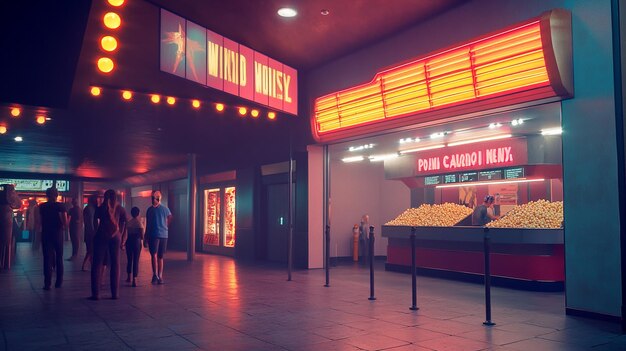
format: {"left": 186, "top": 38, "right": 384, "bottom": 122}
{"left": 201, "top": 186, "right": 236, "bottom": 253}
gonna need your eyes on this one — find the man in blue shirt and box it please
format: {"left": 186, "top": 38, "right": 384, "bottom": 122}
{"left": 145, "top": 190, "right": 172, "bottom": 284}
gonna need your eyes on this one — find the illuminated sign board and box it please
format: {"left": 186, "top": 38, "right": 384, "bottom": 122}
{"left": 416, "top": 138, "right": 527, "bottom": 175}
{"left": 160, "top": 9, "right": 298, "bottom": 115}
{"left": 0, "top": 179, "right": 69, "bottom": 192}
{"left": 312, "top": 9, "right": 572, "bottom": 142}
{"left": 504, "top": 167, "right": 525, "bottom": 179}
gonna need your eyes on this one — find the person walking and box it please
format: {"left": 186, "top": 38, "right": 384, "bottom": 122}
{"left": 89, "top": 189, "right": 126, "bottom": 300}
{"left": 81, "top": 194, "right": 98, "bottom": 271}
{"left": 124, "top": 207, "right": 144, "bottom": 287}
{"left": 39, "top": 187, "right": 68, "bottom": 290}
{"left": 67, "top": 198, "right": 83, "bottom": 261}
{"left": 145, "top": 190, "right": 172, "bottom": 285}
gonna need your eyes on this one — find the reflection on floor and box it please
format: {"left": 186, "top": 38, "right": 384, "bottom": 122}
{"left": 1, "top": 243, "right": 624, "bottom": 351}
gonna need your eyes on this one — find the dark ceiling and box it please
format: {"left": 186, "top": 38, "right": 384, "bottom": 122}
{"left": 0, "top": 0, "right": 467, "bottom": 183}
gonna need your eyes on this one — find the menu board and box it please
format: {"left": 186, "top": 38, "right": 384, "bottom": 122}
{"left": 424, "top": 176, "right": 442, "bottom": 185}
{"left": 223, "top": 187, "right": 236, "bottom": 248}
{"left": 504, "top": 167, "right": 525, "bottom": 179}
{"left": 444, "top": 174, "right": 458, "bottom": 184}
{"left": 479, "top": 170, "right": 503, "bottom": 181}
{"left": 0, "top": 179, "right": 69, "bottom": 192}
{"left": 203, "top": 189, "right": 220, "bottom": 247}
{"left": 459, "top": 172, "right": 478, "bottom": 182}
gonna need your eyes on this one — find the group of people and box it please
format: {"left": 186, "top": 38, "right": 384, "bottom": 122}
{"left": 38, "top": 188, "right": 172, "bottom": 300}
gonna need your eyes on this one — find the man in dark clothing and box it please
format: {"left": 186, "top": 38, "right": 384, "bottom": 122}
{"left": 67, "top": 198, "right": 83, "bottom": 261}
{"left": 39, "top": 187, "right": 68, "bottom": 290}
{"left": 472, "top": 195, "right": 499, "bottom": 226}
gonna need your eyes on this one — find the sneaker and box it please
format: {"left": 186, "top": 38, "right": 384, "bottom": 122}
{"left": 157, "top": 277, "right": 164, "bottom": 285}
{"left": 151, "top": 275, "right": 158, "bottom": 284}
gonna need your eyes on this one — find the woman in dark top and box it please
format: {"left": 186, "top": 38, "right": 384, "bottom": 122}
{"left": 89, "top": 189, "right": 126, "bottom": 300}
{"left": 124, "top": 207, "right": 145, "bottom": 287}
{"left": 39, "top": 187, "right": 68, "bottom": 289}
{"left": 81, "top": 194, "right": 98, "bottom": 271}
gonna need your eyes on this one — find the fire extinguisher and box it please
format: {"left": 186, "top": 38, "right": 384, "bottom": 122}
{"left": 353, "top": 224, "right": 359, "bottom": 262}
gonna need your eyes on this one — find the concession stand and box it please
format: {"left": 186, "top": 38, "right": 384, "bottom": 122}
{"left": 309, "top": 9, "right": 572, "bottom": 290}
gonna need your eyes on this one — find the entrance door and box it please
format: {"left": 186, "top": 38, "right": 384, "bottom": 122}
{"left": 266, "top": 183, "right": 289, "bottom": 262}
{"left": 168, "top": 192, "right": 188, "bottom": 251}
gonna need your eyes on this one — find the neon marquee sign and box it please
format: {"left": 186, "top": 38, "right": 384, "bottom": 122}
{"left": 160, "top": 9, "right": 298, "bottom": 115}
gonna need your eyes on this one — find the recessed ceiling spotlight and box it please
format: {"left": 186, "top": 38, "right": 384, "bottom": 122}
{"left": 14, "top": 136, "right": 23, "bottom": 142}
{"left": 278, "top": 7, "right": 297, "bottom": 17}
{"left": 320, "top": 9, "right": 330, "bottom": 16}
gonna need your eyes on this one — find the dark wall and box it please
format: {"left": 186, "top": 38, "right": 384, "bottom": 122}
{"left": 234, "top": 167, "right": 259, "bottom": 260}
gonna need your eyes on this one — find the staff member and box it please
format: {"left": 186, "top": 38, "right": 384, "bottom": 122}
{"left": 472, "top": 195, "right": 499, "bottom": 226}
{"left": 145, "top": 190, "right": 172, "bottom": 285}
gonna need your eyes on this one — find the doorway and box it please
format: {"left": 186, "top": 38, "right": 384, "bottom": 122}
{"left": 265, "top": 183, "right": 289, "bottom": 263}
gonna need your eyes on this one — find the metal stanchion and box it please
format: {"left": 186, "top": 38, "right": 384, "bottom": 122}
{"left": 410, "top": 227, "right": 419, "bottom": 311}
{"left": 324, "top": 224, "right": 330, "bottom": 287}
{"left": 368, "top": 225, "right": 376, "bottom": 301}
{"left": 483, "top": 227, "right": 495, "bottom": 326}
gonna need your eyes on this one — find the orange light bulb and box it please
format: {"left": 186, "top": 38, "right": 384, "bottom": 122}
{"left": 251, "top": 109, "right": 259, "bottom": 118}
{"left": 238, "top": 107, "right": 247, "bottom": 116}
{"left": 192, "top": 100, "right": 200, "bottom": 108}
{"left": 151, "top": 95, "right": 161, "bottom": 103}
{"left": 107, "top": 0, "right": 124, "bottom": 6}
{"left": 103, "top": 12, "right": 121, "bottom": 29}
{"left": 122, "top": 90, "right": 132, "bottom": 100}
{"left": 268, "top": 111, "right": 276, "bottom": 120}
{"left": 10, "top": 107, "right": 21, "bottom": 117}
{"left": 0, "top": 126, "right": 6, "bottom": 134}
{"left": 101, "top": 36, "right": 118, "bottom": 52}
{"left": 36, "top": 115, "right": 46, "bottom": 124}
{"left": 90, "top": 87, "right": 101, "bottom": 96}
{"left": 166, "top": 97, "right": 175, "bottom": 105}
{"left": 97, "top": 57, "right": 114, "bottom": 73}
{"left": 215, "top": 103, "right": 224, "bottom": 112}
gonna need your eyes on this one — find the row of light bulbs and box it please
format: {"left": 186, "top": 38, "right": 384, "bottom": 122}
{"left": 0, "top": 107, "right": 51, "bottom": 136}
{"left": 89, "top": 86, "right": 278, "bottom": 120}
{"left": 97, "top": 0, "right": 125, "bottom": 74}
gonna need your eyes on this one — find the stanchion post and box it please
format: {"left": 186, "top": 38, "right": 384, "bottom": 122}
{"left": 368, "top": 225, "right": 376, "bottom": 301}
{"left": 324, "top": 224, "right": 330, "bottom": 287}
{"left": 483, "top": 227, "right": 495, "bottom": 326}
{"left": 410, "top": 227, "right": 419, "bottom": 310}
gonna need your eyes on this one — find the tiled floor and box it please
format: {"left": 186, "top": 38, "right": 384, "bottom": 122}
{"left": 1, "top": 242, "right": 625, "bottom": 351}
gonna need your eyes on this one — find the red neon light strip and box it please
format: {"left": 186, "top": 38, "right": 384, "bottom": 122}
{"left": 314, "top": 21, "right": 550, "bottom": 134}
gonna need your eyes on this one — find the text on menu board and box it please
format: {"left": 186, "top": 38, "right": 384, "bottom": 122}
{"left": 0, "top": 179, "right": 69, "bottom": 192}
{"left": 160, "top": 9, "right": 298, "bottom": 115}
{"left": 415, "top": 138, "right": 527, "bottom": 174}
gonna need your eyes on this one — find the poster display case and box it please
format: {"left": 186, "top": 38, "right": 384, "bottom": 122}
{"left": 201, "top": 186, "right": 236, "bottom": 253}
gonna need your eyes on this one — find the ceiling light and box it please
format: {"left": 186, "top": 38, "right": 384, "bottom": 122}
{"left": 0, "top": 126, "right": 6, "bottom": 134}
{"left": 446, "top": 134, "right": 512, "bottom": 147}
{"left": 151, "top": 94, "right": 161, "bottom": 103}
{"left": 251, "top": 109, "right": 259, "bottom": 118}
{"left": 488, "top": 123, "right": 502, "bottom": 129}
{"left": 238, "top": 107, "right": 247, "bottom": 116}
{"left": 341, "top": 156, "right": 364, "bottom": 163}
{"left": 541, "top": 127, "right": 562, "bottom": 135}
{"left": 368, "top": 153, "right": 399, "bottom": 162}
{"left": 122, "top": 90, "right": 132, "bottom": 100}
{"left": 216, "top": 103, "right": 225, "bottom": 112}
{"left": 192, "top": 100, "right": 200, "bottom": 108}
{"left": 399, "top": 144, "right": 445, "bottom": 154}
{"left": 268, "top": 111, "right": 276, "bottom": 120}
{"left": 399, "top": 137, "right": 420, "bottom": 144}
{"left": 36, "top": 115, "right": 46, "bottom": 125}
{"left": 101, "top": 36, "right": 118, "bottom": 52}
{"left": 320, "top": 9, "right": 330, "bottom": 16}
{"left": 430, "top": 132, "right": 446, "bottom": 139}
{"left": 277, "top": 8, "right": 297, "bottom": 17}
{"left": 10, "top": 107, "right": 21, "bottom": 117}
{"left": 435, "top": 178, "right": 545, "bottom": 189}
{"left": 103, "top": 12, "right": 121, "bottom": 29}
{"left": 90, "top": 87, "right": 101, "bottom": 96}
{"left": 97, "top": 57, "right": 114, "bottom": 73}
{"left": 166, "top": 97, "right": 176, "bottom": 105}
{"left": 14, "top": 136, "right": 23, "bottom": 142}
{"left": 349, "top": 144, "right": 374, "bottom": 152}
